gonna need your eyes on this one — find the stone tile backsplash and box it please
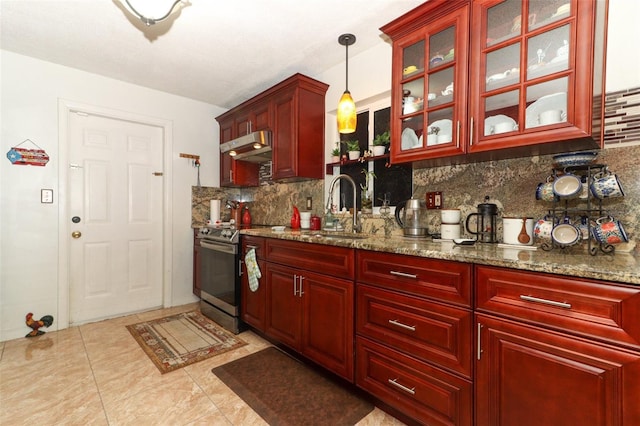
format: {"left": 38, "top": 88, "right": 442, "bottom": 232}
{"left": 193, "top": 87, "right": 640, "bottom": 250}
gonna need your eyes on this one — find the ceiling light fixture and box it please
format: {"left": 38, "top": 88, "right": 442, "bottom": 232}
{"left": 337, "top": 33, "right": 357, "bottom": 134}
{"left": 120, "top": 0, "right": 188, "bottom": 26}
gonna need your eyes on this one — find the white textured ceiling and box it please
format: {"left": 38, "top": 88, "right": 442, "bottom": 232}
{"left": 1, "top": 0, "right": 425, "bottom": 108}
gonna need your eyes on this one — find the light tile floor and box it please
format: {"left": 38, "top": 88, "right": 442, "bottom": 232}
{"left": 0, "top": 303, "right": 405, "bottom": 425}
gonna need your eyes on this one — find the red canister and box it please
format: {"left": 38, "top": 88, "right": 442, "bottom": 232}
{"left": 310, "top": 215, "right": 322, "bottom": 230}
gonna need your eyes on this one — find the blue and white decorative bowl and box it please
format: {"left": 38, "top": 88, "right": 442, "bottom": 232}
{"left": 552, "top": 151, "right": 598, "bottom": 167}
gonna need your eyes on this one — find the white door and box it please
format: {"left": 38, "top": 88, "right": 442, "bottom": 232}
{"left": 68, "top": 112, "right": 164, "bottom": 324}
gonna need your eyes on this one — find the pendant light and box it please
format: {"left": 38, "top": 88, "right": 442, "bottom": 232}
{"left": 337, "top": 33, "right": 357, "bottom": 134}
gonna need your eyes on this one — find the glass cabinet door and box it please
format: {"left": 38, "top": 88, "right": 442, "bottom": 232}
{"left": 395, "top": 5, "right": 469, "bottom": 160}
{"left": 472, "top": 0, "right": 576, "bottom": 151}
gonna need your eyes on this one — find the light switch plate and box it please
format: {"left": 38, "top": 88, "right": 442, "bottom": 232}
{"left": 41, "top": 189, "right": 53, "bottom": 203}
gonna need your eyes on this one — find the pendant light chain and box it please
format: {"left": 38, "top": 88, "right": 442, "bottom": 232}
{"left": 337, "top": 33, "right": 357, "bottom": 134}
{"left": 345, "top": 36, "right": 349, "bottom": 92}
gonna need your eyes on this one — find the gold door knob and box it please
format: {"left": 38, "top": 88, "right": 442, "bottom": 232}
{"left": 71, "top": 231, "right": 82, "bottom": 239}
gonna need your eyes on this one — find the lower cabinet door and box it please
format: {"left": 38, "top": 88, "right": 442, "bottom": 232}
{"left": 264, "top": 263, "right": 302, "bottom": 349}
{"left": 356, "top": 336, "right": 472, "bottom": 426}
{"left": 476, "top": 314, "right": 640, "bottom": 426}
{"left": 301, "top": 270, "right": 354, "bottom": 382}
{"left": 240, "top": 258, "right": 266, "bottom": 331}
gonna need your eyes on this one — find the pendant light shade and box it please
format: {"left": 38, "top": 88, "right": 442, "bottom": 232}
{"left": 337, "top": 34, "right": 357, "bottom": 134}
{"left": 337, "top": 91, "right": 356, "bottom": 134}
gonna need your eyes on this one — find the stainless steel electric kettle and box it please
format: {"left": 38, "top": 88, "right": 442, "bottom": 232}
{"left": 395, "top": 198, "right": 429, "bottom": 237}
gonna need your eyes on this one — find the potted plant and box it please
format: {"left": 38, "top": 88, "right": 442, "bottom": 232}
{"left": 342, "top": 140, "right": 361, "bottom": 160}
{"left": 330, "top": 147, "right": 341, "bottom": 163}
{"left": 372, "top": 131, "right": 390, "bottom": 156}
{"left": 360, "top": 168, "right": 376, "bottom": 213}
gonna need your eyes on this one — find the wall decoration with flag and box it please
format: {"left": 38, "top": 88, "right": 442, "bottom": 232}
{"left": 6, "top": 139, "right": 49, "bottom": 166}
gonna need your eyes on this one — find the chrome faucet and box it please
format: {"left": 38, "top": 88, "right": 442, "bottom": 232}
{"left": 326, "top": 174, "right": 362, "bottom": 233}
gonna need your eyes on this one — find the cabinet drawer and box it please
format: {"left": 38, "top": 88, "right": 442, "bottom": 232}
{"left": 356, "top": 336, "right": 472, "bottom": 426}
{"left": 241, "top": 235, "right": 265, "bottom": 259}
{"left": 476, "top": 266, "right": 640, "bottom": 350}
{"left": 357, "top": 250, "right": 472, "bottom": 307}
{"left": 356, "top": 284, "right": 472, "bottom": 378}
{"left": 266, "top": 238, "right": 354, "bottom": 279}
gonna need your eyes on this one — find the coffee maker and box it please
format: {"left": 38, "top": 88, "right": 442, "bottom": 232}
{"left": 465, "top": 196, "right": 498, "bottom": 243}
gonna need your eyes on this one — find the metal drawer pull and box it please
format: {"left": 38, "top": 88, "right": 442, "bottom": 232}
{"left": 388, "top": 378, "right": 415, "bottom": 395}
{"left": 389, "top": 270, "right": 418, "bottom": 279}
{"left": 520, "top": 295, "right": 572, "bottom": 309}
{"left": 388, "top": 319, "right": 416, "bottom": 332}
{"left": 298, "top": 275, "right": 305, "bottom": 297}
{"left": 246, "top": 245, "right": 259, "bottom": 250}
{"left": 293, "top": 275, "right": 298, "bottom": 296}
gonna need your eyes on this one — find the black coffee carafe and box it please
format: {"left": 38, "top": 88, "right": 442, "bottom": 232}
{"left": 465, "top": 196, "right": 498, "bottom": 243}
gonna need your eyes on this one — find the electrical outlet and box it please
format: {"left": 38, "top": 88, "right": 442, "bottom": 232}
{"left": 426, "top": 191, "right": 443, "bottom": 209}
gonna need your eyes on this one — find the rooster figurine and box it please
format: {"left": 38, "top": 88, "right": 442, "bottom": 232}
{"left": 25, "top": 313, "right": 54, "bottom": 338}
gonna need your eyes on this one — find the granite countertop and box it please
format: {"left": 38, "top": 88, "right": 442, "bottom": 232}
{"left": 240, "top": 228, "right": 640, "bottom": 286}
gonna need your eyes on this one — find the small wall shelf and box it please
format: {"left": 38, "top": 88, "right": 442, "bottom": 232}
{"left": 325, "top": 154, "right": 390, "bottom": 175}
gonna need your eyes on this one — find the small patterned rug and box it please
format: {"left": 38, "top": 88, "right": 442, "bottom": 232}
{"left": 126, "top": 311, "right": 247, "bottom": 374}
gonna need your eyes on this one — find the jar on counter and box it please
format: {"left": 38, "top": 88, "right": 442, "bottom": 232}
{"left": 310, "top": 215, "right": 322, "bottom": 230}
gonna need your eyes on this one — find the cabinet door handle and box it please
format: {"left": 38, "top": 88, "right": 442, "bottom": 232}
{"left": 456, "top": 120, "right": 461, "bottom": 149}
{"left": 520, "top": 295, "right": 572, "bottom": 309}
{"left": 298, "top": 275, "right": 305, "bottom": 297}
{"left": 293, "top": 274, "right": 298, "bottom": 296}
{"left": 477, "top": 322, "right": 483, "bottom": 360}
{"left": 388, "top": 319, "right": 416, "bottom": 332}
{"left": 239, "top": 259, "right": 244, "bottom": 276}
{"left": 390, "top": 270, "right": 418, "bottom": 279}
{"left": 387, "top": 378, "right": 415, "bottom": 395}
{"left": 469, "top": 116, "right": 474, "bottom": 146}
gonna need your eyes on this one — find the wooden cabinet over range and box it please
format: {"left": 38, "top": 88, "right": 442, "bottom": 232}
{"left": 215, "top": 73, "right": 328, "bottom": 186}
{"left": 381, "top": 0, "right": 608, "bottom": 166}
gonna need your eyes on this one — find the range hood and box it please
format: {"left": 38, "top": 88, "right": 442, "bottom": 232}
{"left": 219, "top": 130, "right": 272, "bottom": 163}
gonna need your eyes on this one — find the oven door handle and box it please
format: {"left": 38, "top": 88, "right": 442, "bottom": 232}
{"left": 200, "top": 240, "right": 237, "bottom": 255}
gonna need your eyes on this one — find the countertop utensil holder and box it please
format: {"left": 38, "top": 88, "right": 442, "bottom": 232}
{"left": 540, "top": 164, "right": 616, "bottom": 255}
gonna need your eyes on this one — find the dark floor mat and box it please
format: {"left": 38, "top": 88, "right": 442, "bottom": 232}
{"left": 212, "top": 347, "right": 374, "bottom": 425}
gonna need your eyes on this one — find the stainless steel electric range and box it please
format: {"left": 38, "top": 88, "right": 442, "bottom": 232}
{"left": 197, "top": 225, "right": 245, "bottom": 334}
